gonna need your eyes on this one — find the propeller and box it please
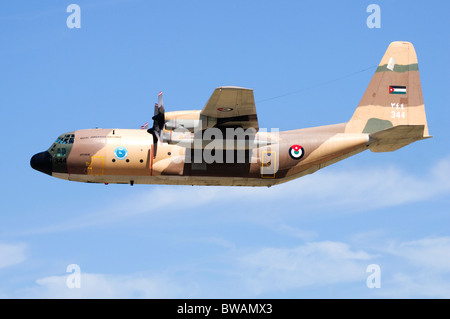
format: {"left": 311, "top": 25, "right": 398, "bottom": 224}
{"left": 147, "top": 91, "right": 165, "bottom": 144}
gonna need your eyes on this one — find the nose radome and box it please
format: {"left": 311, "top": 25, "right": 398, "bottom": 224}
{"left": 30, "top": 151, "right": 52, "bottom": 176}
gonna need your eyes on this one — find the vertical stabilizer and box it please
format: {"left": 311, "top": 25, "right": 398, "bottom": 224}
{"left": 346, "top": 41, "right": 430, "bottom": 141}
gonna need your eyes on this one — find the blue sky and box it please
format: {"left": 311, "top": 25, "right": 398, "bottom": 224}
{"left": 1, "top": 0, "right": 450, "bottom": 298}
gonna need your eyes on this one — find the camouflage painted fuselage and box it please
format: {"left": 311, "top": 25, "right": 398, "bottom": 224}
{"left": 45, "top": 124, "right": 369, "bottom": 187}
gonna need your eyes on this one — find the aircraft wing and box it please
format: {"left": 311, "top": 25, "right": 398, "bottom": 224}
{"left": 200, "top": 86, "right": 259, "bottom": 131}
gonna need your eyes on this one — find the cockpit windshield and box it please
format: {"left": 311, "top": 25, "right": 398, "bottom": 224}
{"left": 55, "top": 134, "right": 75, "bottom": 145}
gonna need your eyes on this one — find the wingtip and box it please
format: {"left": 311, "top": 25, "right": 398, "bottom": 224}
{"left": 217, "top": 86, "right": 253, "bottom": 91}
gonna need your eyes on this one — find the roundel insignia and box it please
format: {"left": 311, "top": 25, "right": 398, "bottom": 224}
{"left": 114, "top": 146, "right": 128, "bottom": 160}
{"left": 217, "top": 107, "right": 233, "bottom": 112}
{"left": 289, "top": 144, "right": 304, "bottom": 160}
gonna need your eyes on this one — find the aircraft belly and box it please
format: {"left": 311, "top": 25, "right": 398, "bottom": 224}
{"left": 65, "top": 173, "right": 277, "bottom": 187}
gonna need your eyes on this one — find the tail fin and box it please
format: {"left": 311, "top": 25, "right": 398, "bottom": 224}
{"left": 345, "top": 41, "right": 431, "bottom": 151}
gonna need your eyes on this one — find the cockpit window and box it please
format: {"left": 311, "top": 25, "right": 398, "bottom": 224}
{"left": 56, "top": 148, "right": 67, "bottom": 157}
{"left": 55, "top": 134, "right": 75, "bottom": 145}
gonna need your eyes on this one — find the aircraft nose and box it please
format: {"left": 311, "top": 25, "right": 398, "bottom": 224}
{"left": 30, "top": 151, "right": 52, "bottom": 176}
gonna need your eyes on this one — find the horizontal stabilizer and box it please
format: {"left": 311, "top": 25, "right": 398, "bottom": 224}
{"left": 369, "top": 125, "right": 431, "bottom": 152}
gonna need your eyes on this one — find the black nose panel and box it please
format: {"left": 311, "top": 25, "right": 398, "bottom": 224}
{"left": 30, "top": 151, "right": 52, "bottom": 176}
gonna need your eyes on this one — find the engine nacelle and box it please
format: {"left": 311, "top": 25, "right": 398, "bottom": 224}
{"left": 162, "top": 129, "right": 275, "bottom": 150}
{"left": 164, "top": 110, "right": 218, "bottom": 132}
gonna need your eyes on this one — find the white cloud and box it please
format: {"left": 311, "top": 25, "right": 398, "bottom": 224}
{"left": 20, "top": 272, "right": 184, "bottom": 299}
{"left": 130, "top": 155, "right": 450, "bottom": 215}
{"left": 275, "top": 224, "right": 318, "bottom": 241}
{"left": 17, "top": 156, "right": 450, "bottom": 235}
{"left": 347, "top": 235, "right": 450, "bottom": 298}
{"left": 238, "top": 241, "right": 373, "bottom": 295}
{"left": 234, "top": 236, "right": 450, "bottom": 297}
{"left": 7, "top": 235, "right": 450, "bottom": 298}
{"left": 8, "top": 157, "right": 450, "bottom": 298}
{"left": 0, "top": 242, "right": 26, "bottom": 269}
{"left": 380, "top": 272, "right": 450, "bottom": 298}
{"left": 381, "top": 236, "right": 450, "bottom": 297}
{"left": 257, "top": 157, "right": 450, "bottom": 212}
{"left": 386, "top": 237, "right": 450, "bottom": 272}
{"left": 17, "top": 184, "right": 223, "bottom": 235}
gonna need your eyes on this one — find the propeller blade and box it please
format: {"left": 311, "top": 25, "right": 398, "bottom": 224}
{"left": 147, "top": 91, "right": 166, "bottom": 145}
{"left": 158, "top": 91, "right": 163, "bottom": 110}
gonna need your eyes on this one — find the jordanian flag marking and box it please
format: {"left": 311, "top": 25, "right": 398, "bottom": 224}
{"left": 289, "top": 145, "right": 304, "bottom": 160}
{"left": 389, "top": 86, "right": 406, "bottom": 94}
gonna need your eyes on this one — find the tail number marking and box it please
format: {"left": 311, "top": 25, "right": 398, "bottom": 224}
{"left": 391, "top": 103, "right": 406, "bottom": 119}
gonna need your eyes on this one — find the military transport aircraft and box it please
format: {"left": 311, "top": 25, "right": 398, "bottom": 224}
{"left": 31, "top": 41, "right": 431, "bottom": 187}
